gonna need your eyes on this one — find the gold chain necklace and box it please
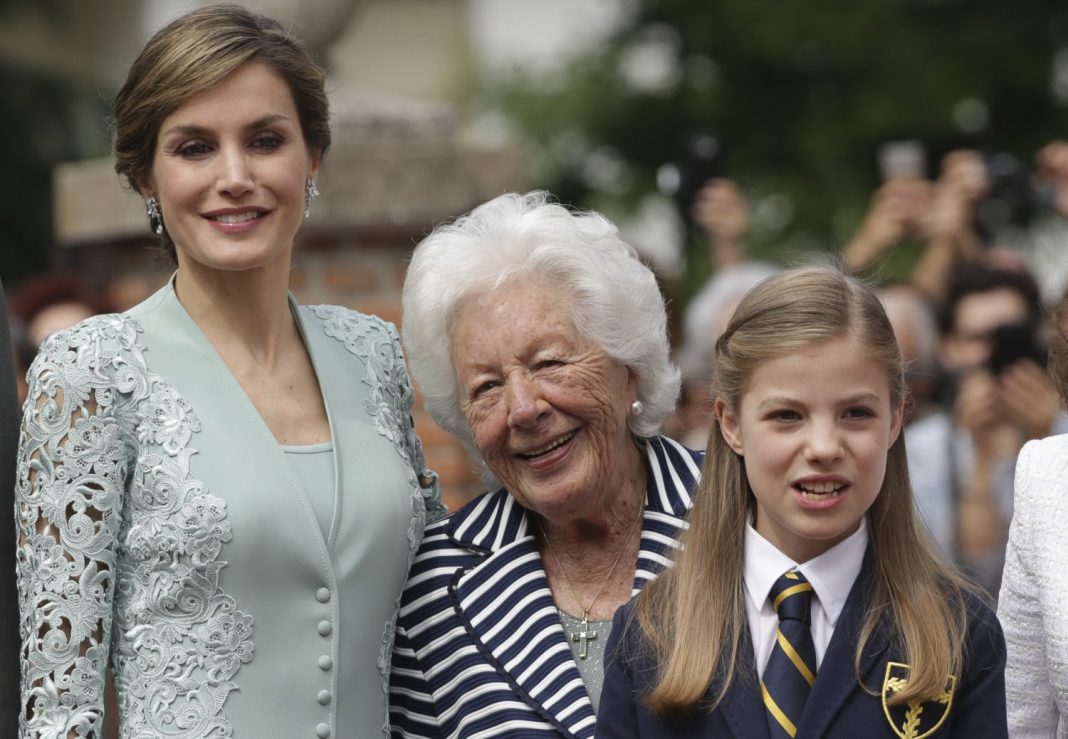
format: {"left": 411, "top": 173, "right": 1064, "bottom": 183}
{"left": 539, "top": 501, "right": 645, "bottom": 659}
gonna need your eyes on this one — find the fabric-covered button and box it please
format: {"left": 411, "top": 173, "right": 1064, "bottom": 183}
{"left": 317, "top": 620, "right": 332, "bottom": 637}
{"left": 316, "top": 587, "right": 331, "bottom": 603}
{"left": 316, "top": 722, "right": 331, "bottom": 738}
{"left": 318, "top": 655, "right": 333, "bottom": 671}
{"left": 317, "top": 689, "right": 332, "bottom": 705}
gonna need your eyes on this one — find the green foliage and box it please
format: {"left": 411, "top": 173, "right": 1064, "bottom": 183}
{"left": 472, "top": 0, "right": 1068, "bottom": 301}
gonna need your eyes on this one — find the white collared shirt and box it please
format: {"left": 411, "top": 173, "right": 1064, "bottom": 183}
{"left": 743, "top": 517, "right": 868, "bottom": 678}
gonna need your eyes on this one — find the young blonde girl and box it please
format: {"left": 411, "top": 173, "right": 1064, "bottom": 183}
{"left": 597, "top": 267, "right": 1006, "bottom": 738}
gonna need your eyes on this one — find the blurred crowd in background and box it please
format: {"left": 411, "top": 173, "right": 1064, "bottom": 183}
{"left": 7, "top": 0, "right": 1068, "bottom": 601}
{"left": 10, "top": 137, "right": 1068, "bottom": 601}
{"left": 665, "top": 140, "right": 1068, "bottom": 598}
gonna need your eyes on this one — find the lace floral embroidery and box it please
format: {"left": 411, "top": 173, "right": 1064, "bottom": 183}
{"left": 16, "top": 314, "right": 253, "bottom": 738}
{"left": 312, "top": 306, "right": 444, "bottom": 526}
{"left": 311, "top": 306, "right": 444, "bottom": 732}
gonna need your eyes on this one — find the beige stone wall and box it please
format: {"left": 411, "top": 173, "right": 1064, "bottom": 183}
{"left": 0, "top": 0, "right": 143, "bottom": 87}
{"left": 329, "top": 0, "right": 468, "bottom": 100}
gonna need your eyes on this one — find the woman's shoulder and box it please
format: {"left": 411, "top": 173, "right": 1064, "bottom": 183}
{"left": 33, "top": 280, "right": 180, "bottom": 368}
{"left": 403, "top": 513, "right": 461, "bottom": 585}
{"left": 51, "top": 309, "right": 138, "bottom": 341}
{"left": 299, "top": 304, "right": 409, "bottom": 374}
{"left": 405, "top": 488, "right": 529, "bottom": 585}
{"left": 31, "top": 311, "right": 142, "bottom": 374}
{"left": 1013, "top": 434, "right": 1068, "bottom": 509}
{"left": 415, "top": 487, "right": 511, "bottom": 552}
{"left": 21, "top": 312, "right": 148, "bottom": 445}
{"left": 399, "top": 491, "right": 512, "bottom": 614}
{"left": 1016, "top": 434, "right": 1068, "bottom": 474}
{"left": 301, "top": 303, "right": 398, "bottom": 342}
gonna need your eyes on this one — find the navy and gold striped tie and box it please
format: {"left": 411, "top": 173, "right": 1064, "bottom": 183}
{"left": 761, "top": 569, "right": 817, "bottom": 738}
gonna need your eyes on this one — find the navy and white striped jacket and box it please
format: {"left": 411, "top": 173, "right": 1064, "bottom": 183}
{"left": 389, "top": 435, "right": 701, "bottom": 738}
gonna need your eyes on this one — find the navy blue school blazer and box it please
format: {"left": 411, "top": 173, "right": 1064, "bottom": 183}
{"left": 596, "top": 554, "right": 1007, "bottom": 738}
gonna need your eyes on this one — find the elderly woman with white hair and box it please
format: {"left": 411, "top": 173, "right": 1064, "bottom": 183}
{"left": 388, "top": 191, "right": 701, "bottom": 737}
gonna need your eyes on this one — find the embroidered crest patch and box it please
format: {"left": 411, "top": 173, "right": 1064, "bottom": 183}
{"left": 881, "top": 662, "right": 956, "bottom": 739}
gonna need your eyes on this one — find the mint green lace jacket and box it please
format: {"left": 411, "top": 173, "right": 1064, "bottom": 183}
{"left": 15, "top": 283, "right": 444, "bottom": 738}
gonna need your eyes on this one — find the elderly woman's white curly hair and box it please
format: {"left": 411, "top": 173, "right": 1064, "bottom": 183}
{"left": 401, "top": 191, "right": 681, "bottom": 454}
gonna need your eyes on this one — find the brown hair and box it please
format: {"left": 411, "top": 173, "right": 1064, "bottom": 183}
{"left": 112, "top": 3, "right": 331, "bottom": 260}
{"left": 634, "top": 266, "right": 975, "bottom": 713}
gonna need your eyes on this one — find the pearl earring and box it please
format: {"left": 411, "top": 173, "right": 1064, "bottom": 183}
{"left": 145, "top": 197, "right": 163, "bottom": 235}
{"left": 630, "top": 400, "right": 644, "bottom": 416}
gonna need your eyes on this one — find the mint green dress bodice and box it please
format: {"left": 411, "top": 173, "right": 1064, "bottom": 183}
{"left": 283, "top": 442, "right": 335, "bottom": 540}
{"left": 15, "top": 282, "right": 445, "bottom": 738}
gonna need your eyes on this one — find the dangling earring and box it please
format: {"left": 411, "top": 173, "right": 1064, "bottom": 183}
{"left": 630, "top": 400, "right": 644, "bottom": 417}
{"left": 304, "top": 179, "right": 319, "bottom": 218}
{"left": 145, "top": 197, "right": 164, "bottom": 235}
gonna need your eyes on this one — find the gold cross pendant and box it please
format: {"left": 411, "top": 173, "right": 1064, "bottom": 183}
{"left": 570, "top": 615, "right": 598, "bottom": 660}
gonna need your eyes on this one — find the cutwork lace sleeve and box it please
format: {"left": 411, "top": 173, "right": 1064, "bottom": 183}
{"left": 15, "top": 324, "right": 134, "bottom": 738}
{"left": 388, "top": 323, "right": 445, "bottom": 523}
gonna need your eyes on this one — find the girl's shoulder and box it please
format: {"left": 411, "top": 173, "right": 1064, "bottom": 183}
{"left": 606, "top": 597, "right": 659, "bottom": 677}
{"left": 959, "top": 588, "right": 1006, "bottom": 671}
{"left": 961, "top": 588, "right": 1001, "bottom": 629}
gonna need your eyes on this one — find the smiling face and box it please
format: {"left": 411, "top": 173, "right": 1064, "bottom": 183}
{"left": 716, "top": 334, "right": 903, "bottom": 563}
{"left": 140, "top": 61, "right": 319, "bottom": 276}
{"left": 451, "top": 282, "right": 641, "bottom": 523}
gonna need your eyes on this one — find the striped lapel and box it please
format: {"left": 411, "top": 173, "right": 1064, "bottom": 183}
{"left": 631, "top": 436, "right": 698, "bottom": 593}
{"left": 449, "top": 493, "right": 596, "bottom": 738}
{"left": 447, "top": 435, "right": 700, "bottom": 738}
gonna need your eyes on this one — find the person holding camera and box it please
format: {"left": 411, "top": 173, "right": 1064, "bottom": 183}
{"left": 1034, "top": 139, "right": 1068, "bottom": 218}
{"left": 876, "top": 282, "right": 957, "bottom": 555}
{"left": 998, "top": 264, "right": 1068, "bottom": 736}
{"left": 844, "top": 147, "right": 986, "bottom": 306}
{"left": 1015, "top": 139, "right": 1068, "bottom": 307}
{"left": 673, "top": 178, "right": 779, "bottom": 450}
{"left": 933, "top": 262, "right": 1063, "bottom": 595}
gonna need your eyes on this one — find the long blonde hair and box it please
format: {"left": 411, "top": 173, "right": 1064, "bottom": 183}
{"left": 634, "top": 266, "right": 975, "bottom": 713}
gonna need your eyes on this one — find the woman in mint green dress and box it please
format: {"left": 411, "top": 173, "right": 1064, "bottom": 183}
{"left": 14, "top": 6, "right": 442, "bottom": 738}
